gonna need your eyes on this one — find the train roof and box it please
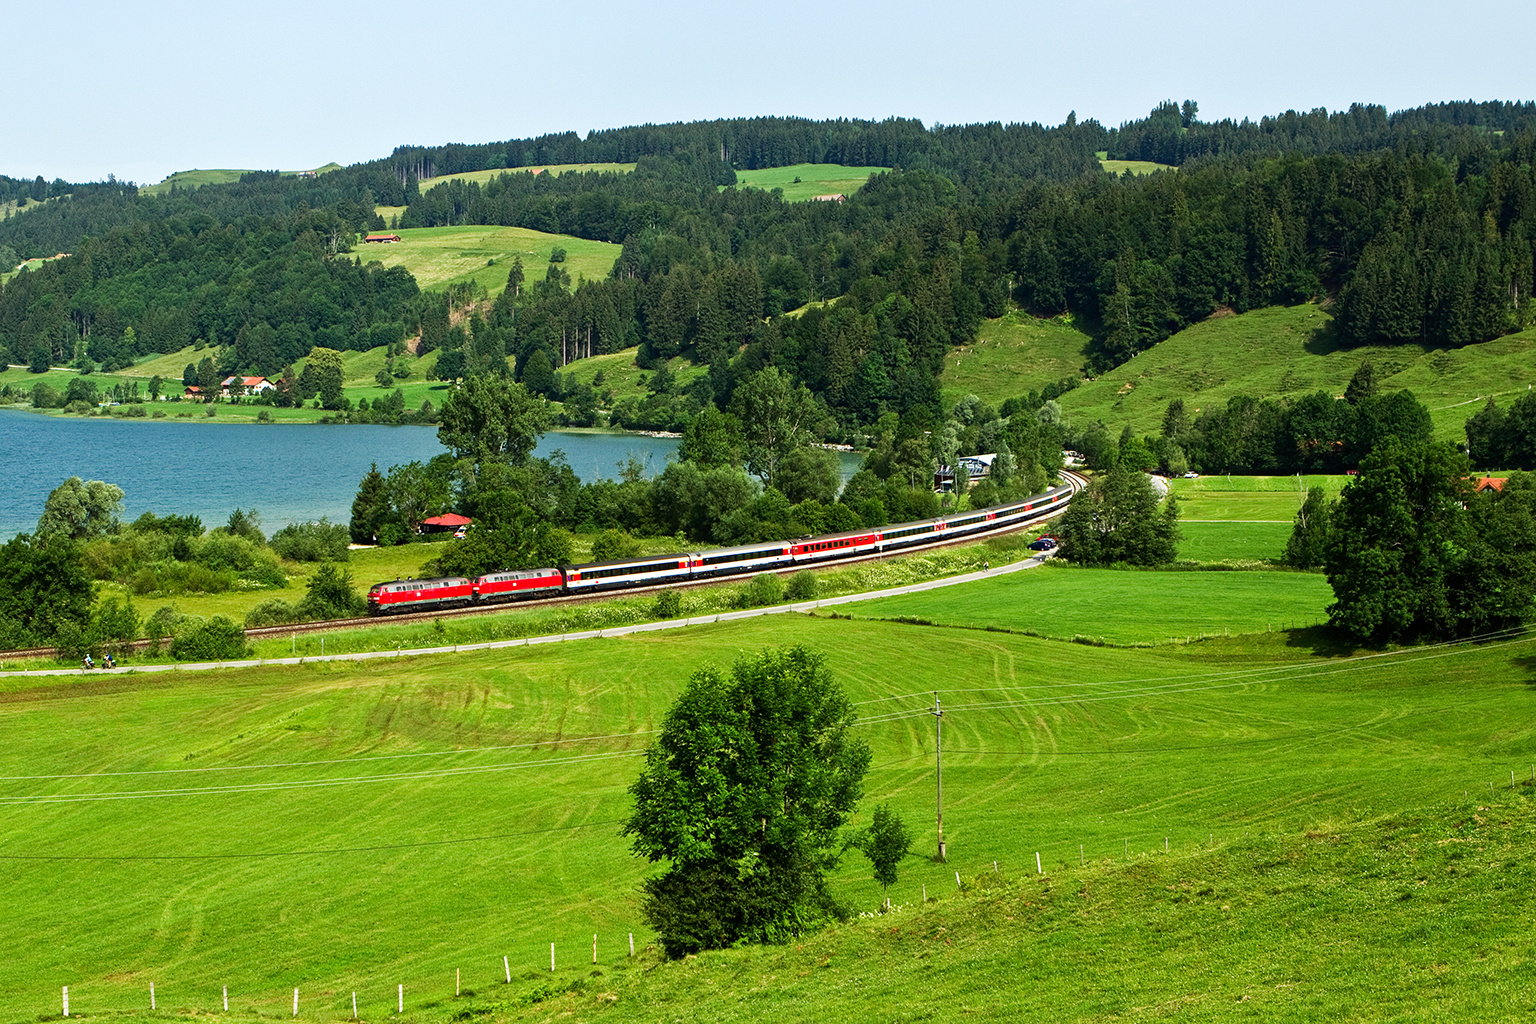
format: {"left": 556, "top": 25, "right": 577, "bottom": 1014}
{"left": 563, "top": 552, "right": 701, "bottom": 572}
{"left": 368, "top": 576, "right": 472, "bottom": 590}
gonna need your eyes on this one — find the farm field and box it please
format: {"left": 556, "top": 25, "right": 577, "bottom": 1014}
{"left": 940, "top": 311, "right": 1091, "bottom": 408}
{"left": 139, "top": 165, "right": 343, "bottom": 195}
{"left": 1100, "top": 157, "right": 1175, "bottom": 175}
{"left": 355, "top": 225, "right": 622, "bottom": 296}
{"left": 852, "top": 563, "right": 1330, "bottom": 642}
{"left": 729, "top": 163, "right": 888, "bottom": 201}
{"left": 1057, "top": 303, "right": 1536, "bottom": 442}
{"left": 416, "top": 163, "right": 636, "bottom": 190}
{"left": 3, "top": 611, "right": 1534, "bottom": 1022}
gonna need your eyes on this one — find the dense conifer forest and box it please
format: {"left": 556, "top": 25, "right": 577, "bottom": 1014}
{"left": 3, "top": 101, "right": 1534, "bottom": 436}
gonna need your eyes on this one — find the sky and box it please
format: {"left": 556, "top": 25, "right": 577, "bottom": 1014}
{"left": 6, "top": 0, "right": 1534, "bottom": 185}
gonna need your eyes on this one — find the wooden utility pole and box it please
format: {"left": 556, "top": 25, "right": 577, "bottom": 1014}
{"left": 933, "top": 694, "right": 946, "bottom": 861}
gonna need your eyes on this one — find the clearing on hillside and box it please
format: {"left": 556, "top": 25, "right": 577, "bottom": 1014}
{"left": 354, "top": 225, "right": 622, "bottom": 295}
{"left": 941, "top": 311, "right": 1090, "bottom": 408}
{"left": 1057, "top": 303, "right": 1536, "bottom": 441}
{"left": 729, "top": 163, "right": 889, "bottom": 202}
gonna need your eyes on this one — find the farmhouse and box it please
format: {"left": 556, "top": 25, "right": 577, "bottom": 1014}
{"left": 363, "top": 233, "right": 402, "bottom": 244}
{"left": 220, "top": 375, "right": 275, "bottom": 397}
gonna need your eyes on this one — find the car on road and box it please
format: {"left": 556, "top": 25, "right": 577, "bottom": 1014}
{"left": 1027, "top": 536, "right": 1058, "bottom": 551}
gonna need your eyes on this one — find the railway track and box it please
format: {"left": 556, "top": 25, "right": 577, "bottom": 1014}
{"left": 4, "top": 471, "right": 1084, "bottom": 662}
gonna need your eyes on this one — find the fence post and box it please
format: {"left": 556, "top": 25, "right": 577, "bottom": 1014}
{"left": 292, "top": 988, "right": 298, "bottom": 1017}
{"left": 62, "top": 986, "right": 68, "bottom": 1018}
{"left": 504, "top": 955, "right": 510, "bottom": 983}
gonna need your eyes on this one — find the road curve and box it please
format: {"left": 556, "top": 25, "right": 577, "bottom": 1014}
{"left": 1, "top": 471, "right": 1086, "bottom": 679}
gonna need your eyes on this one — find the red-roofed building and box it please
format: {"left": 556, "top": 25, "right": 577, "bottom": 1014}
{"left": 420, "top": 513, "right": 473, "bottom": 536}
{"left": 221, "top": 375, "right": 275, "bottom": 397}
{"left": 1474, "top": 477, "right": 1506, "bottom": 494}
{"left": 363, "top": 233, "right": 402, "bottom": 243}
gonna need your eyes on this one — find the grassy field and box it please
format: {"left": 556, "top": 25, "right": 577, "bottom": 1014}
{"left": 1100, "top": 158, "right": 1176, "bottom": 175}
{"left": 1057, "top": 304, "right": 1536, "bottom": 442}
{"left": 356, "top": 225, "right": 621, "bottom": 296}
{"left": 139, "top": 165, "right": 343, "bottom": 195}
{"left": 941, "top": 311, "right": 1091, "bottom": 408}
{"left": 3, "top": 608, "right": 1535, "bottom": 1022}
{"left": 417, "top": 164, "right": 636, "bottom": 190}
{"left": 729, "top": 164, "right": 888, "bottom": 202}
{"left": 558, "top": 348, "right": 709, "bottom": 406}
{"left": 853, "top": 562, "right": 1331, "bottom": 643}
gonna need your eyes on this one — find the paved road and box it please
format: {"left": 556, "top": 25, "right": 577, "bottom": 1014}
{"left": 0, "top": 549, "right": 1062, "bottom": 680}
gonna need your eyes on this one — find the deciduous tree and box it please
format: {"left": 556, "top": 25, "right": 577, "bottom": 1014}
{"left": 622, "top": 646, "right": 871, "bottom": 957}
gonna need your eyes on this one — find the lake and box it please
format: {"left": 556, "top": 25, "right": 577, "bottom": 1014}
{"left": 0, "top": 411, "right": 863, "bottom": 540}
{"left": 0, "top": 411, "right": 682, "bottom": 540}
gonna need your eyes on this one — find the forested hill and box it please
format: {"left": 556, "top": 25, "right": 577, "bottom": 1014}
{"left": 2, "top": 101, "right": 1535, "bottom": 436}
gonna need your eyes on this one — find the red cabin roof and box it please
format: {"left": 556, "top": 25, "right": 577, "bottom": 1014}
{"left": 421, "top": 513, "right": 473, "bottom": 527}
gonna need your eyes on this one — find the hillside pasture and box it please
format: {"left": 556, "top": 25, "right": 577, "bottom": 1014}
{"left": 1100, "top": 157, "right": 1176, "bottom": 175}
{"left": 941, "top": 311, "right": 1091, "bottom": 408}
{"left": 729, "top": 163, "right": 888, "bottom": 202}
{"left": 355, "top": 225, "right": 622, "bottom": 295}
{"left": 1058, "top": 304, "right": 1536, "bottom": 442}
{"left": 417, "top": 164, "right": 636, "bottom": 191}
{"left": 2, "top": 612, "right": 1535, "bottom": 1020}
{"left": 140, "top": 165, "right": 342, "bottom": 195}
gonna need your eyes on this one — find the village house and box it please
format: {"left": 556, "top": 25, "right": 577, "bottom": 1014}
{"left": 220, "top": 375, "right": 275, "bottom": 398}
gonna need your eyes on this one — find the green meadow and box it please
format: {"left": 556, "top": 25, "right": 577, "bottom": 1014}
{"left": 941, "top": 311, "right": 1091, "bottom": 408}
{"left": 4, "top": 607, "right": 1535, "bottom": 1022}
{"left": 355, "top": 225, "right": 622, "bottom": 296}
{"left": 729, "top": 163, "right": 888, "bottom": 202}
{"left": 139, "top": 165, "right": 343, "bottom": 195}
{"left": 1057, "top": 304, "right": 1536, "bottom": 442}
{"left": 1100, "top": 157, "right": 1176, "bottom": 175}
{"left": 416, "top": 164, "right": 636, "bottom": 190}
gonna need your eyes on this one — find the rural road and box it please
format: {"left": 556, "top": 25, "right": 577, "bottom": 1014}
{"left": 0, "top": 549, "right": 1064, "bottom": 680}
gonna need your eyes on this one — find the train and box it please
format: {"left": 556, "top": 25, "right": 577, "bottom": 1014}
{"left": 365, "top": 479, "right": 1075, "bottom": 615}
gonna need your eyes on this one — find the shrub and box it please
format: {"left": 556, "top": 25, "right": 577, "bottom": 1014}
{"left": 170, "top": 615, "right": 249, "bottom": 661}
{"left": 257, "top": 409, "right": 273, "bottom": 423}
{"left": 270, "top": 519, "right": 350, "bottom": 562}
{"left": 245, "top": 599, "right": 301, "bottom": 627}
{"left": 784, "top": 570, "right": 818, "bottom": 603}
{"left": 736, "top": 572, "right": 783, "bottom": 609}
{"left": 63, "top": 400, "right": 93, "bottom": 415}
{"left": 653, "top": 588, "right": 683, "bottom": 619}
{"left": 298, "top": 563, "right": 365, "bottom": 619}
{"left": 590, "top": 528, "right": 642, "bottom": 562}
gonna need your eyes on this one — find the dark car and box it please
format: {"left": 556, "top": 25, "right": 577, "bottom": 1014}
{"left": 1027, "top": 536, "right": 1057, "bottom": 551}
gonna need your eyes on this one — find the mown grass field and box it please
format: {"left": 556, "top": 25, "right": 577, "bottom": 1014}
{"left": 1100, "top": 157, "right": 1176, "bottom": 175}
{"left": 139, "top": 165, "right": 342, "bottom": 195}
{"left": 356, "top": 225, "right": 622, "bottom": 296}
{"left": 729, "top": 163, "right": 888, "bottom": 202}
{"left": 853, "top": 562, "right": 1331, "bottom": 643}
{"left": 941, "top": 311, "right": 1091, "bottom": 408}
{"left": 416, "top": 164, "right": 636, "bottom": 190}
{"left": 1057, "top": 304, "right": 1536, "bottom": 442}
{"left": 4, "top": 607, "right": 1534, "bottom": 1023}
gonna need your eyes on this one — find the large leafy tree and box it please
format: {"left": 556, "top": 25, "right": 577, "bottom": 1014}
{"left": 1324, "top": 440, "right": 1536, "bottom": 641}
{"left": 730, "top": 367, "right": 819, "bottom": 488}
{"left": 1056, "top": 465, "right": 1179, "bottom": 566}
{"left": 36, "top": 477, "right": 124, "bottom": 541}
{"left": 436, "top": 375, "right": 549, "bottom": 474}
{"left": 0, "top": 533, "right": 94, "bottom": 650}
{"left": 622, "top": 646, "right": 871, "bottom": 957}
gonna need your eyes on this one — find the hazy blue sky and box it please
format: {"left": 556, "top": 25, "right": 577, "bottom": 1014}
{"left": 8, "top": 0, "right": 1533, "bottom": 184}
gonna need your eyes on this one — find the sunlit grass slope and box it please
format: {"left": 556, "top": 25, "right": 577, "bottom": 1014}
{"left": 417, "top": 164, "right": 636, "bottom": 189}
{"left": 1057, "top": 304, "right": 1536, "bottom": 441}
{"left": 356, "top": 225, "right": 621, "bottom": 295}
{"left": 729, "top": 163, "right": 888, "bottom": 202}
{"left": 941, "top": 311, "right": 1091, "bottom": 408}
{"left": 4, "top": 612, "right": 1535, "bottom": 1021}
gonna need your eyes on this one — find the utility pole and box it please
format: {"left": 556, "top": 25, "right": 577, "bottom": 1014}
{"left": 933, "top": 694, "right": 946, "bottom": 861}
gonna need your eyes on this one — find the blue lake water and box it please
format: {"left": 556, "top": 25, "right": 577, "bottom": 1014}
{"left": 0, "top": 410, "right": 682, "bottom": 540}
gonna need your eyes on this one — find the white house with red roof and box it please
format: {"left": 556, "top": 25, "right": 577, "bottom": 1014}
{"left": 220, "top": 375, "right": 275, "bottom": 397}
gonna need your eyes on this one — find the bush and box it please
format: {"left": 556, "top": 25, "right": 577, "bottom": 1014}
{"left": 298, "top": 563, "right": 365, "bottom": 619}
{"left": 270, "top": 519, "right": 350, "bottom": 562}
{"left": 783, "top": 570, "right": 818, "bottom": 603}
{"left": 62, "top": 399, "right": 93, "bottom": 415}
{"left": 653, "top": 588, "right": 683, "bottom": 619}
{"left": 590, "top": 528, "right": 642, "bottom": 562}
{"left": 245, "top": 599, "right": 301, "bottom": 627}
{"left": 170, "top": 615, "right": 249, "bottom": 661}
{"left": 736, "top": 572, "right": 783, "bottom": 609}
